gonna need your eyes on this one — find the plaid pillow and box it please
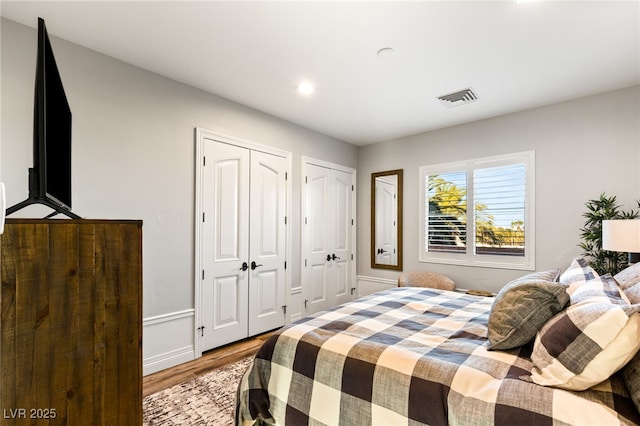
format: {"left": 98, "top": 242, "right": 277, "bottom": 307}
{"left": 559, "top": 257, "right": 599, "bottom": 287}
{"left": 570, "top": 274, "right": 629, "bottom": 306}
{"left": 530, "top": 275, "right": 640, "bottom": 391}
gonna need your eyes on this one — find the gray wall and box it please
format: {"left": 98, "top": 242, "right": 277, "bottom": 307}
{"left": 1, "top": 18, "right": 358, "bottom": 319}
{"left": 3, "top": 16, "right": 639, "bottom": 370}
{"left": 358, "top": 86, "right": 640, "bottom": 293}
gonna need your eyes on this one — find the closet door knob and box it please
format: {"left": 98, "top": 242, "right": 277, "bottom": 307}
{"left": 326, "top": 254, "right": 332, "bottom": 262}
{"left": 332, "top": 253, "right": 341, "bottom": 261}
{"left": 240, "top": 262, "right": 249, "bottom": 271}
{"left": 251, "top": 261, "right": 263, "bottom": 270}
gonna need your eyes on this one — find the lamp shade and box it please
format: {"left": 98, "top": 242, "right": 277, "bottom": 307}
{"left": 602, "top": 220, "right": 640, "bottom": 252}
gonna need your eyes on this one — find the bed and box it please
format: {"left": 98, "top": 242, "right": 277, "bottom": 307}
{"left": 236, "top": 263, "right": 640, "bottom": 425}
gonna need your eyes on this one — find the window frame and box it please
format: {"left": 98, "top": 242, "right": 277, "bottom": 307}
{"left": 419, "top": 151, "right": 535, "bottom": 270}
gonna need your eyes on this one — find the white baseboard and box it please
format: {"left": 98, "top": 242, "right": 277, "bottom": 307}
{"left": 143, "top": 309, "right": 196, "bottom": 376}
{"left": 356, "top": 275, "right": 398, "bottom": 297}
{"left": 143, "top": 346, "right": 195, "bottom": 376}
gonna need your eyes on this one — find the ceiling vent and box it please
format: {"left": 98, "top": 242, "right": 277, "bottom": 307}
{"left": 437, "top": 88, "right": 478, "bottom": 107}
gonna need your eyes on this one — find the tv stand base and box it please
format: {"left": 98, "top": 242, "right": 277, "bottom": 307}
{"left": 6, "top": 196, "right": 81, "bottom": 219}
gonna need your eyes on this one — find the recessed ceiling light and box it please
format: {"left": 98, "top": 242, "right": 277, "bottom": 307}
{"left": 377, "top": 47, "right": 395, "bottom": 59}
{"left": 297, "top": 81, "right": 315, "bottom": 96}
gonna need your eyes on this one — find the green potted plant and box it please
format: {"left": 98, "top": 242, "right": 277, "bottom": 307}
{"left": 579, "top": 193, "right": 638, "bottom": 275}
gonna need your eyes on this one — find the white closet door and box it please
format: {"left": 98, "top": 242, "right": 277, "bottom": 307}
{"left": 303, "top": 161, "right": 355, "bottom": 315}
{"left": 248, "top": 151, "right": 287, "bottom": 335}
{"left": 201, "top": 140, "right": 250, "bottom": 350}
{"left": 303, "top": 163, "right": 332, "bottom": 313}
{"left": 332, "top": 169, "right": 354, "bottom": 306}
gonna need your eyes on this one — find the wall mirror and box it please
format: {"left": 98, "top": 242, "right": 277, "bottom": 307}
{"left": 371, "top": 169, "right": 403, "bottom": 270}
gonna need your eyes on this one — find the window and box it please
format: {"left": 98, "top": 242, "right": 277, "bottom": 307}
{"left": 419, "top": 151, "right": 534, "bottom": 270}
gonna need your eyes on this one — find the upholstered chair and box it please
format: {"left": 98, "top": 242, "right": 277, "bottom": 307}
{"left": 397, "top": 271, "right": 456, "bottom": 291}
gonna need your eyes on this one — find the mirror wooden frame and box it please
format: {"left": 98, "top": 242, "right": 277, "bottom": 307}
{"left": 371, "top": 169, "right": 403, "bottom": 270}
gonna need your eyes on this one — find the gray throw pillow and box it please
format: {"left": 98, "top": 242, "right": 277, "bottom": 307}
{"left": 487, "top": 270, "right": 567, "bottom": 351}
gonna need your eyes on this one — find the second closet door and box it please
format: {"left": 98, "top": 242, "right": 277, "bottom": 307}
{"left": 302, "top": 161, "right": 354, "bottom": 315}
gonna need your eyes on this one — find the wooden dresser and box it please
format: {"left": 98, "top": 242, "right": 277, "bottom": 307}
{"left": 1, "top": 219, "right": 142, "bottom": 425}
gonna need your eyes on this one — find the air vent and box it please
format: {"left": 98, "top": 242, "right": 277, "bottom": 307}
{"left": 437, "top": 88, "right": 478, "bottom": 107}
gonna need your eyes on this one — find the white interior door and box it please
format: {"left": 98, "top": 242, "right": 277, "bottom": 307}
{"left": 302, "top": 160, "right": 355, "bottom": 315}
{"left": 303, "top": 163, "right": 332, "bottom": 314}
{"left": 332, "top": 169, "right": 353, "bottom": 306}
{"left": 201, "top": 140, "right": 250, "bottom": 350}
{"left": 248, "top": 151, "right": 287, "bottom": 335}
{"left": 199, "top": 137, "right": 288, "bottom": 351}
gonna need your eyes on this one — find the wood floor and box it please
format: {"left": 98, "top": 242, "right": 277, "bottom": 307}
{"left": 142, "top": 331, "right": 274, "bottom": 397}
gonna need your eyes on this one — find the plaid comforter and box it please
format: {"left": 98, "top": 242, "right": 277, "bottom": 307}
{"left": 236, "top": 287, "right": 640, "bottom": 425}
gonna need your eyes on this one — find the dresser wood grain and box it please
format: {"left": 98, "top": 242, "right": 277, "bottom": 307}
{"left": 1, "top": 219, "right": 142, "bottom": 425}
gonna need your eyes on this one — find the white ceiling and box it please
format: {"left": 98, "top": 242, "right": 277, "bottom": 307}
{"left": 2, "top": 1, "right": 639, "bottom": 146}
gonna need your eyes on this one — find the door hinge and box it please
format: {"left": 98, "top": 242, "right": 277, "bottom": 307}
{"left": 285, "top": 172, "right": 288, "bottom": 180}
{"left": 284, "top": 261, "right": 287, "bottom": 270}
{"left": 352, "top": 185, "right": 354, "bottom": 191}
{"left": 203, "top": 156, "right": 206, "bottom": 166}
{"left": 284, "top": 216, "right": 287, "bottom": 225}
{"left": 282, "top": 305, "right": 287, "bottom": 314}
{"left": 203, "top": 212, "right": 205, "bottom": 222}
{"left": 305, "top": 176, "right": 308, "bottom": 184}
{"left": 351, "top": 219, "right": 354, "bottom": 226}
{"left": 351, "top": 254, "right": 354, "bottom": 261}
{"left": 304, "top": 299, "right": 309, "bottom": 309}
{"left": 197, "top": 325, "right": 206, "bottom": 337}
{"left": 305, "top": 259, "right": 307, "bottom": 267}
{"left": 202, "top": 270, "right": 205, "bottom": 280}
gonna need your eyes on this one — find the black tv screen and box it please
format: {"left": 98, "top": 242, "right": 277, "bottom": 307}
{"left": 6, "top": 17, "right": 79, "bottom": 218}
{"left": 35, "top": 17, "right": 72, "bottom": 209}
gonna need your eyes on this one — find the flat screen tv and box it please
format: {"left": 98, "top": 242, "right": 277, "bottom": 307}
{"left": 6, "top": 17, "right": 80, "bottom": 219}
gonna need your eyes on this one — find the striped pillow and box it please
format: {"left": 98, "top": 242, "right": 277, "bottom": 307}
{"left": 530, "top": 275, "right": 640, "bottom": 391}
{"left": 622, "top": 351, "right": 640, "bottom": 413}
{"left": 619, "top": 280, "right": 640, "bottom": 412}
{"left": 624, "top": 282, "right": 640, "bottom": 304}
{"left": 615, "top": 262, "right": 640, "bottom": 290}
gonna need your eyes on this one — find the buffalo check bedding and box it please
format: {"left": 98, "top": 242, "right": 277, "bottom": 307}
{"left": 236, "top": 287, "right": 640, "bottom": 425}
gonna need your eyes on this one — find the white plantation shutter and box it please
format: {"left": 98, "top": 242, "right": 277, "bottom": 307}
{"left": 419, "top": 151, "right": 534, "bottom": 270}
{"left": 474, "top": 163, "right": 526, "bottom": 256}
{"left": 426, "top": 171, "right": 467, "bottom": 253}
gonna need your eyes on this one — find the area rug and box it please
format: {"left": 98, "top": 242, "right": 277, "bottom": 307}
{"left": 143, "top": 356, "right": 253, "bottom": 425}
